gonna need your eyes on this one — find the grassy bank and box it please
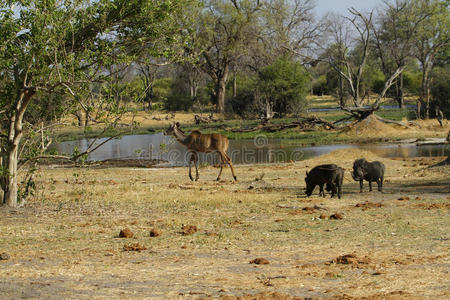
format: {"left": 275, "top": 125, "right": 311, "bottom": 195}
{"left": 1, "top": 149, "right": 449, "bottom": 299}
{"left": 54, "top": 110, "right": 446, "bottom": 146}
{"left": 52, "top": 95, "right": 445, "bottom": 145}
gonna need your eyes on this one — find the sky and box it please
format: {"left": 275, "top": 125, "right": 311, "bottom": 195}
{"left": 315, "top": 0, "right": 385, "bottom": 16}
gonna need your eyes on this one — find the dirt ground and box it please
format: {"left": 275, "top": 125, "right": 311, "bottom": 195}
{"left": 0, "top": 149, "right": 449, "bottom": 299}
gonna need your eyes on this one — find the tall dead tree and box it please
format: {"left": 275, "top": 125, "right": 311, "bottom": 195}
{"left": 372, "top": 0, "right": 432, "bottom": 109}
{"left": 323, "top": 9, "right": 405, "bottom": 120}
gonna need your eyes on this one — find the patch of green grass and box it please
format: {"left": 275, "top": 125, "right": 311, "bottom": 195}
{"left": 377, "top": 108, "right": 413, "bottom": 121}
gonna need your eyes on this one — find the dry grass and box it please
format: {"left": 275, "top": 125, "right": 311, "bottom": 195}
{"left": 0, "top": 150, "right": 449, "bottom": 299}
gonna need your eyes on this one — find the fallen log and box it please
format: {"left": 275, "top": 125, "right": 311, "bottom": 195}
{"left": 229, "top": 116, "right": 335, "bottom": 133}
{"left": 374, "top": 115, "right": 421, "bottom": 128}
{"left": 194, "top": 113, "right": 218, "bottom": 124}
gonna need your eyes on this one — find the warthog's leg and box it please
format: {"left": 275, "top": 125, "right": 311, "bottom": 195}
{"left": 376, "top": 178, "right": 382, "bottom": 192}
{"left": 369, "top": 181, "right": 373, "bottom": 192}
{"left": 329, "top": 183, "right": 336, "bottom": 198}
{"left": 319, "top": 184, "right": 325, "bottom": 197}
{"left": 359, "top": 180, "right": 364, "bottom": 192}
{"left": 337, "top": 183, "right": 342, "bottom": 199}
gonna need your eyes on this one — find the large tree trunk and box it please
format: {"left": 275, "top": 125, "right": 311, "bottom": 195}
{"left": 338, "top": 75, "right": 345, "bottom": 107}
{"left": 422, "top": 69, "right": 430, "bottom": 119}
{"left": 232, "top": 68, "right": 237, "bottom": 98}
{"left": 0, "top": 155, "right": 5, "bottom": 204}
{"left": 2, "top": 90, "right": 34, "bottom": 207}
{"left": 4, "top": 144, "right": 19, "bottom": 207}
{"left": 75, "top": 109, "right": 84, "bottom": 127}
{"left": 394, "top": 74, "right": 404, "bottom": 109}
{"left": 420, "top": 59, "right": 432, "bottom": 120}
{"left": 84, "top": 110, "right": 90, "bottom": 127}
{"left": 216, "top": 69, "right": 229, "bottom": 114}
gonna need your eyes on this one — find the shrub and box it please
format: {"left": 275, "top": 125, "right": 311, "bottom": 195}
{"left": 257, "top": 57, "right": 310, "bottom": 117}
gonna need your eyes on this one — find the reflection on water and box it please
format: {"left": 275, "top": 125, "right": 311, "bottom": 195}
{"left": 51, "top": 133, "right": 449, "bottom": 166}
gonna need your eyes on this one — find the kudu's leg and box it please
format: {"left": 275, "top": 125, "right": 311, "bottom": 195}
{"left": 188, "top": 152, "right": 195, "bottom": 181}
{"left": 193, "top": 152, "right": 199, "bottom": 181}
{"left": 223, "top": 152, "right": 237, "bottom": 181}
{"left": 216, "top": 152, "right": 225, "bottom": 181}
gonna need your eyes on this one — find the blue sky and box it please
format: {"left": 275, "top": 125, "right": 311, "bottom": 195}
{"left": 315, "top": 0, "right": 385, "bottom": 16}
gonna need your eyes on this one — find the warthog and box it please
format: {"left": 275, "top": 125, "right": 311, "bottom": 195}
{"left": 352, "top": 158, "right": 385, "bottom": 192}
{"left": 305, "top": 164, "right": 344, "bottom": 199}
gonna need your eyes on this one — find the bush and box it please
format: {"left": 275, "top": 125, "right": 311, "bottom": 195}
{"left": 312, "top": 75, "right": 328, "bottom": 96}
{"left": 403, "top": 70, "right": 421, "bottom": 95}
{"left": 165, "top": 93, "right": 195, "bottom": 111}
{"left": 257, "top": 57, "right": 310, "bottom": 117}
{"left": 228, "top": 75, "right": 257, "bottom": 117}
{"left": 153, "top": 78, "right": 173, "bottom": 103}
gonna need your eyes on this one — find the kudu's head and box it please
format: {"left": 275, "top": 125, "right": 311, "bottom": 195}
{"left": 164, "top": 122, "right": 181, "bottom": 136}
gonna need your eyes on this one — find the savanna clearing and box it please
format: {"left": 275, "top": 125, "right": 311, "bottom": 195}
{"left": 0, "top": 149, "right": 449, "bottom": 299}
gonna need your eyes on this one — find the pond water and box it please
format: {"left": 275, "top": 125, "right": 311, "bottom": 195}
{"left": 52, "top": 133, "right": 449, "bottom": 166}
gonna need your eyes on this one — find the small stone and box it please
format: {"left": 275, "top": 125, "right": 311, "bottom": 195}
{"left": 329, "top": 213, "right": 343, "bottom": 220}
{"left": 249, "top": 258, "right": 269, "bottom": 265}
{"left": 123, "top": 243, "right": 146, "bottom": 252}
{"left": 0, "top": 253, "right": 10, "bottom": 260}
{"left": 119, "top": 228, "right": 134, "bottom": 238}
{"left": 149, "top": 229, "right": 162, "bottom": 237}
{"left": 181, "top": 224, "right": 198, "bottom": 235}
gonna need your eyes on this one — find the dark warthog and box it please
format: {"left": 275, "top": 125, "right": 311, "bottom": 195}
{"left": 352, "top": 158, "right": 385, "bottom": 192}
{"left": 305, "top": 164, "right": 344, "bottom": 199}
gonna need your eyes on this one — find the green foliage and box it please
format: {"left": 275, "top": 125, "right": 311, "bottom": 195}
{"left": 312, "top": 75, "right": 328, "bottom": 96}
{"left": 258, "top": 57, "right": 310, "bottom": 116}
{"left": 153, "top": 78, "right": 173, "bottom": 103}
{"left": 165, "top": 94, "right": 195, "bottom": 111}
{"left": 228, "top": 74, "right": 257, "bottom": 117}
{"left": 324, "top": 69, "right": 342, "bottom": 96}
{"left": 431, "top": 66, "right": 450, "bottom": 118}
{"left": 164, "top": 77, "right": 194, "bottom": 111}
{"left": 402, "top": 70, "right": 422, "bottom": 94}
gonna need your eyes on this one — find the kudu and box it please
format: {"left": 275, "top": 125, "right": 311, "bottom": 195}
{"left": 164, "top": 122, "right": 237, "bottom": 181}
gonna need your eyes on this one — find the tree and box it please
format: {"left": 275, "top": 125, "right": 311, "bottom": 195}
{"left": 323, "top": 14, "right": 353, "bottom": 107}
{"left": 0, "top": 0, "right": 192, "bottom": 207}
{"left": 198, "top": 0, "right": 262, "bottom": 114}
{"left": 257, "top": 56, "right": 310, "bottom": 119}
{"left": 431, "top": 65, "right": 450, "bottom": 118}
{"left": 372, "top": 0, "right": 426, "bottom": 108}
{"left": 262, "top": 0, "right": 322, "bottom": 59}
{"left": 315, "top": 9, "right": 405, "bottom": 120}
{"left": 412, "top": 0, "right": 449, "bottom": 119}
